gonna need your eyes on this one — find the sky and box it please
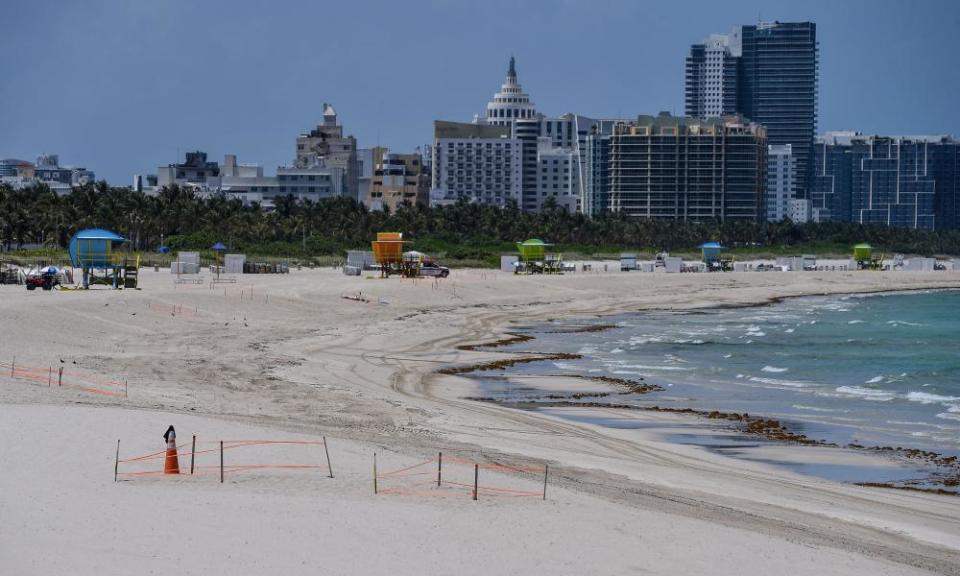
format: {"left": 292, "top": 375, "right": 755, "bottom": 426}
{"left": 2, "top": 0, "right": 959, "bottom": 184}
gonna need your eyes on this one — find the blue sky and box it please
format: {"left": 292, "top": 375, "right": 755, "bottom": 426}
{"left": 2, "top": 0, "right": 958, "bottom": 184}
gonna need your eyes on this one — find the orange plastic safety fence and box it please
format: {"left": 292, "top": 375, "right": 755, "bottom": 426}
{"left": 118, "top": 442, "right": 192, "bottom": 464}
{"left": 443, "top": 455, "right": 544, "bottom": 475}
{"left": 376, "top": 458, "right": 434, "bottom": 478}
{"left": 375, "top": 455, "right": 545, "bottom": 499}
{"left": 0, "top": 360, "right": 125, "bottom": 397}
{"left": 116, "top": 437, "right": 330, "bottom": 480}
{"left": 442, "top": 480, "right": 541, "bottom": 497}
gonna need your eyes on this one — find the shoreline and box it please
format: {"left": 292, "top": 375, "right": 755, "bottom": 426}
{"left": 443, "top": 287, "right": 960, "bottom": 494}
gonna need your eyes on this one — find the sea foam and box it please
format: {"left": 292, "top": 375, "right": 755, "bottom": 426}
{"left": 835, "top": 386, "right": 896, "bottom": 401}
{"left": 905, "top": 391, "right": 960, "bottom": 404}
{"left": 748, "top": 376, "right": 812, "bottom": 388}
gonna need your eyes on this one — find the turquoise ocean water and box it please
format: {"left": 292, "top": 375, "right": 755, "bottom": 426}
{"left": 483, "top": 290, "right": 960, "bottom": 457}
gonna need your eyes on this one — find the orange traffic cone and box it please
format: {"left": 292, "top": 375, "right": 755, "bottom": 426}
{"left": 163, "top": 425, "right": 180, "bottom": 475}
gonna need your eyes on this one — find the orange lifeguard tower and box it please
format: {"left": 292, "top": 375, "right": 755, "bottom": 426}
{"left": 371, "top": 232, "right": 417, "bottom": 277}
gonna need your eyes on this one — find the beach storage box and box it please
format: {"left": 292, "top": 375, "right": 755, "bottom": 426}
{"left": 664, "top": 257, "right": 683, "bottom": 273}
{"left": 904, "top": 257, "right": 936, "bottom": 271}
{"left": 170, "top": 261, "right": 198, "bottom": 274}
{"left": 178, "top": 252, "right": 200, "bottom": 267}
{"left": 620, "top": 253, "right": 637, "bottom": 271}
{"left": 224, "top": 254, "right": 246, "bottom": 274}
{"left": 500, "top": 255, "right": 519, "bottom": 272}
{"left": 347, "top": 250, "right": 375, "bottom": 270}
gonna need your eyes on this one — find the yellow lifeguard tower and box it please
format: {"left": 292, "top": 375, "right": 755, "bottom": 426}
{"left": 371, "top": 232, "right": 418, "bottom": 277}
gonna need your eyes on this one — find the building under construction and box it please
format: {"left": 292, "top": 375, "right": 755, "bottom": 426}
{"left": 607, "top": 113, "right": 767, "bottom": 222}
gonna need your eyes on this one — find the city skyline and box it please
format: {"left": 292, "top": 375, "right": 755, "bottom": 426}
{"left": 2, "top": 0, "right": 959, "bottom": 184}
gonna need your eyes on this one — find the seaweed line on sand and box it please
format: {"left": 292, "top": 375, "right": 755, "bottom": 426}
{"left": 457, "top": 332, "right": 535, "bottom": 351}
{"left": 540, "top": 324, "right": 618, "bottom": 334}
{"left": 462, "top": 397, "right": 960, "bottom": 495}
{"left": 438, "top": 353, "right": 582, "bottom": 375}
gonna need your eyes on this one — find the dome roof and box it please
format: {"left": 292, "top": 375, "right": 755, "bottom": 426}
{"left": 483, "top": 57, "right": 537, "bottom": 126}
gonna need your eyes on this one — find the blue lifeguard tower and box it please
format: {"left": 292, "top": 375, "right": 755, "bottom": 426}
{"left": 68, "top": 229, "right": 136, "bottom": 288}
{"left": 701, "top": 242, "right": 732, "bottom": 272}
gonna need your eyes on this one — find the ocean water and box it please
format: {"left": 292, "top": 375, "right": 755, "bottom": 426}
{"left": 489, "top": 290, "right": 960, "bottom": 457}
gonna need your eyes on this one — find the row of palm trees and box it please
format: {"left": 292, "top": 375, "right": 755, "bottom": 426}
{"left": 2, "top": 182, "right": 959, "bottom": 256}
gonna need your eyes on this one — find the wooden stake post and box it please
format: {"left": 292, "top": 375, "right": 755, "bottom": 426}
{"left": 190, "top": 435, "right": 196, "bottom": 475}
{"left": 543, "top": 465, "right": 549, "bottom": 500}
{"left": 114, "top": 439, "right": 120, "bottom": 482}
{"left": 373, "top": 453, "right": 378, "bottom": 495}
{"left": 220, "top": 441, "right": 224, "bottom": 483}
{"left": 323, "top": 436, "right": 333, "bottom": 478}
{"left": 473, "top": 464, "right": 479, "bottom": 501}
{"left": 437, "top": 452, "right": 442, "bottom": 487}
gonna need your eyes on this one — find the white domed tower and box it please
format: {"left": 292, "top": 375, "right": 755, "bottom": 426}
{"left": 484, "top": 57, "right": 538, "bottom": 126}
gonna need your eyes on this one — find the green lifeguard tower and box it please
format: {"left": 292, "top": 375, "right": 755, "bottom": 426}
{"left": 515, "top": 239, "right": 562, "bottom": 274}
{"left": 853, "top": 243, "right": 882, "bottom": 270}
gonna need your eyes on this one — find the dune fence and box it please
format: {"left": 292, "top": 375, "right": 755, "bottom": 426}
{"left": 115, "top": 437, "right": 334, "bottom": 482}
{"left": 374, "top": 451, "right": 549, "bottom": 500}
{"left": 0, "top": 357, "right": 127, "bottom": 398}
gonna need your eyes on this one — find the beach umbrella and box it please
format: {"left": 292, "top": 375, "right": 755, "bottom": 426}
{"left": 211, "top": 242, "right": 227, "bottom": 252}
{"left": 158, "top": 245, "right": 170, "bottom": 254}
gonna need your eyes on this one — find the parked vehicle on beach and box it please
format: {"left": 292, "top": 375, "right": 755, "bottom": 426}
{"left": 419, "top": 262, "right": 450, "bottom": 278}
{"left": 26, "top": 267, "right": 60, "bottom": 291}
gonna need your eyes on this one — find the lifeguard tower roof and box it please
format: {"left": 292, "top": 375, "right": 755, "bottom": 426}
{"left": 68, "top": 229, "right": 125, "bottom": 268}
{"left": 517, "top": 239, "right": 552, "bottom": 261}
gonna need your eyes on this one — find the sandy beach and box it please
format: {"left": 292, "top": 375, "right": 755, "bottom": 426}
{"left": 3, "top": 267, "right": 960, "bottom": 575}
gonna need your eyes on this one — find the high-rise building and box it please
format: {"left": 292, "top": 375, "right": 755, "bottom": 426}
{"left": 739, "top": 22, "right": 818, "bottom": 198}
{"left": 811, "top": 133, "right": 960, "bottom": 230}
{"left": 685, "top": 34, "right": 739, "bottom": 119}
{"left": 295, "top": 103, "right": 359, "bottom": 201}
{"left": 431, "top": 121, "right": 522, "bottom": 207}
{"left": 686, "top": 22, "right": 818, "bottom": 199}
{"left": 934, "top": 142, "right": 960, "bottom": 230}
{"left": 607, "top": 113, "right": 767, "bottom": 221}
{"left": 766, "top": 144, "right": 795, "bottom": 221}
{"left": 512, "top": 114, "right": 594, "bottom": 213}
{"left": 851, "top": 137, "right": 937, "bottom": 230}
{"left": 367, "top": 149, "right": 430, "bottom": 211}
{"left": 583, "top": 120, "right": 623, "bottom": 217}
{"left": 474, "top": 58, "right": 605, "bottom": 213}
{"left": 811, "top": 131, "right": 856, "bottom": 222}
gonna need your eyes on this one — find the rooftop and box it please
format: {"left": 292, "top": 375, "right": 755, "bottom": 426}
{"left": 435, "top": 120, "right": 512, "bottom": 139}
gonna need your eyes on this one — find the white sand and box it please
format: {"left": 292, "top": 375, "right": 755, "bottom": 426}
{"left": 2, "top": 267, "right": 960, "bottom": 574}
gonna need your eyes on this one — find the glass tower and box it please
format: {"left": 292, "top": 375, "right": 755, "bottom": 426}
{"left": 738, "top": 22, "right": 819, "bottom": 200}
